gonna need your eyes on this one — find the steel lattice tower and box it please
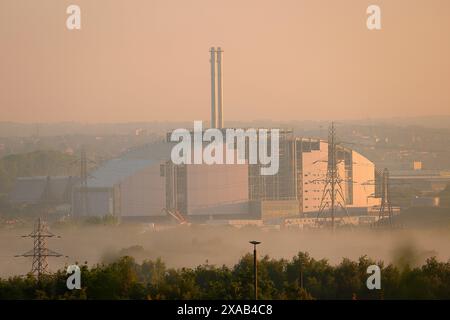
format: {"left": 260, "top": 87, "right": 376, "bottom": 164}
{"left": 80, "top": 147, "right": 89, "bottom": 216}
{"left": 69, "top": 146, "right": 97, "bottom": 216}
{"left": 317, "top": 122, "right": 348, "bottom": 229}
{"left": 378, "top": 168, "right": 393, "bottom": 225}
{"left": 16, "top": 218, "right": 65, "bottom": 279}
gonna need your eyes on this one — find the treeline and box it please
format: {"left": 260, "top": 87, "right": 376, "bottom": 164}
{"left": 0, "top": 150, "right": 77, "bottom": 194}
{"left": 1, "top": 252, "right": 450, "bottom": 300}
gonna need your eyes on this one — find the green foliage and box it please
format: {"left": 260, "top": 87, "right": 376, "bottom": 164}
{"left": 0, "top": 253, "right": 449, "bottom": 300}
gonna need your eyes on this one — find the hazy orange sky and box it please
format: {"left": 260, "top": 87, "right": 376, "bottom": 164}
{"left": 1, "top": 0, "right": 449, "bottom": 123}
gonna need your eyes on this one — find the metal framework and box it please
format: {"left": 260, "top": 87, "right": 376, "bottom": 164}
{"left": 378, "top": 168, "right": 393, "bottom": 225}
{"left": 248, "top": 130, "right": 297, "bottom": 201}
{"left": 15, "top": 218, "right": 65, "bottom": 279}
{"left": 317, "top": 123, "right": 349, "bottom": 229}
{"left": 79, "top": 147, "right": 89, "bottom": 215}
{"left": 161, "top": 161, "right": 188, "bottom": 224}
{"left": 70, "top": 146, "right": 98, "bottom": 216}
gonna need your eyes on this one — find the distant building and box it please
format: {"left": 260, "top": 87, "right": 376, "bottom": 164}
{"left": 296, "top": 138, "right": 378, "bottom": 216}
{"left": 390, "top": 170, "right": 450, "bottom": 193}
{"left": 163, "top": 162, "right": 254, "bottom": 221}
{"left": 9, "top": 176, "right": 79, "bottom": 205}
{"left": 163, "top": 133, "right": 379, "bottom": 222}
{"left": 413, "top": 161, "right": 422, "bottom": 171}
{"left": 152, "top": 47, "right": 381, "bottom": 223}
{"left": 411, "top": 196, "right": 440, "bottom": 208}
{"left": 72, "top": 158, "right": 166, "bottom": 219}
{"left": 69, "top": 131, "right": 380, "bottom": 224}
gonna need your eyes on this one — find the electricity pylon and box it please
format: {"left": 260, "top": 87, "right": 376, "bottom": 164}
{"left": 378, "top": 168, "right": 393, "bottom": 225}
{"left": 317, "top": 122, "right": 349, "bottom": 229}
{"left": 79, "top": 147, "right": 89, "bottom": 216}
{"left": 15, "top": 218, "right": 65, "bottom": 279}
{"left": 69, "top": 146, "right": 97, "bottom": 216}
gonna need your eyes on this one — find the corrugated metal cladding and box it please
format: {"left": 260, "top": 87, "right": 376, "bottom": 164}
{"left": 85, "top": 159, "right": 157, "bottom": 188}
{"left": 71, "top": 141, "right": 172, "bottom": 218}
{"left": 73, "top": 157, "right": 167, "bottom": 218}
{"left": 9, "top": 176, "right": 79, "bottom": 205}
{"left": 72, "top": 188, "right": 113, "bottom": 217}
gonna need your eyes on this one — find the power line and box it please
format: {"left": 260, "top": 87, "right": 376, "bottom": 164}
{"left": 378, "top": 168, "right": 394, "bottom": 226}
{"left": 79, "top": 147, "right": 89, "bottom": 216}
{"left": 68, "top": 146, "right": 99, "bottom": 217}
{"left": 317, "top": 122, "right": 349, "bottom": 229}
{"left": 15, "top": 217, "right": 66, "bottom": 280}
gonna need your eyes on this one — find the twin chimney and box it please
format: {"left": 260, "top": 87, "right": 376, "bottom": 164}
{"left": 210, "top": 47, "right": 224, "bottom": 129}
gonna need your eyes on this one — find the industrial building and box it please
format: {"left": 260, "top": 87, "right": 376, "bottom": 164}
{"left": 162, "top": 135, "right": 379, "bottom": 222}
{"left": 297, "top": 138, "right": 379, "bottom": 215}
{"left": 71, "top": 145, "right": 170, "bottom": 220}
{"left": 159, "top": 47, "right": 379, "bottom": 222}
{"left": 389, "top": 169, "right": 450, "bottom": 193}
{"left": 162, "top": 161, "right": 250, "bottom": 219}
{"left": 71, "top": 47, "right": 380, "bottom": 224}
{"left": 69, "top": 136, "right": 380, "bottom": 223}
{"left": 9, "top": 176, "right": 79, "bottom": 206}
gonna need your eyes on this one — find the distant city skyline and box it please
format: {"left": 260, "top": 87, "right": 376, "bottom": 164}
{"left": 1, "top": 0, "right": 449, "bottom": 123}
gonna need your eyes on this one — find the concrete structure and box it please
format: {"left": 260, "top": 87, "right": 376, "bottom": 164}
{"left": 210, "top": 47, "right": 216, "bottom": 129}
{"left": 250, "top": 200, "right": 300, "bottom": 221}
{"left": 351, "top": 150, "right": 380, "bottom": 209}
{"left": 216, "top": 47, "right": 224, "bottom": 129}
{"left": 209, "top": 47, "right": 224, "bottom": 129}
{"left": 185, "top": 163, "right": 248, "bottom": 216}
{"left": 162, "top": 160, "right": 250, "bottom": 220}
{"left": 296, "top": 138, "right": 378, "bottom": 215}
{"left": 298, "top": 139, "right": 328, "bottom": 213}
{"left": 210, "top": 46, "right": 224, "bottom": 129}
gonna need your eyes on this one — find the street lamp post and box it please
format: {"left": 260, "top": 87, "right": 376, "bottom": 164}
{"left": 299, "top": 260, "right": 304, "bottom": 290}
{"left": 249, "top": 240, "right": 261, "bottom": 300}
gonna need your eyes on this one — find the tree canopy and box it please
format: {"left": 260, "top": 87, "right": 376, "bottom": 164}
{"left": 1, "top": 252, "right": 449, "bottom": 300}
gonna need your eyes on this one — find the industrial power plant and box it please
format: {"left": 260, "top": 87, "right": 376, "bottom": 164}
{"left": 68, "top": 47, "right": 381, "bottom": 227}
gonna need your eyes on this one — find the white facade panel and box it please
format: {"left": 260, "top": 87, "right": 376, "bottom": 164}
{"left": 302, "top": 141, "right": 328, "bottom": 213}
{"left": 119, "top": 163, "right": 166, "bottom": 217}
{"left": 349, "top": 151, "right": 378, "bottom": 208}
{"left": 301, "top": 142, "right": 377, "bottom": 213}
{"left": 186, "top": 163, "right": 249, "bottom": 215}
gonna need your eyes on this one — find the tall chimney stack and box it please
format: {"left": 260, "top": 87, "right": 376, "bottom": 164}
{"left": 209, "top": 47, "right": 216, "bottom": 128}
{"left": 216, "top": 47, "right": 224, "bottom": 129}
